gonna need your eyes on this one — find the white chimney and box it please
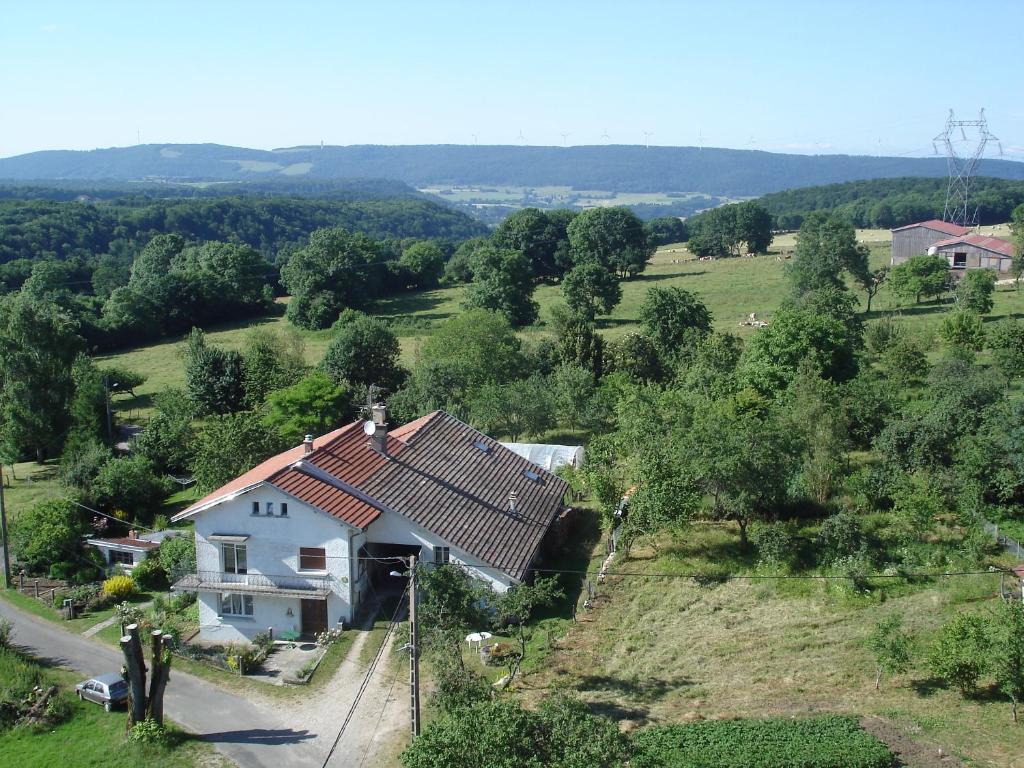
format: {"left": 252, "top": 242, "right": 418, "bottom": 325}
{"left": 303, "top": 434, "right": 314, "bottom": 455}
{"left": 508, "top": 490, "right": 518, "bottom": 515}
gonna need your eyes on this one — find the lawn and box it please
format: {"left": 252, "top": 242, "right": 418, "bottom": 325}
{"left": 1, "top": 586, "right": 159, "bottom": 635}
{"left": 2, "top": 461, "right": 63, "bottom": 523}
{"left": 527, "top": 523, "right": 1024, "bottom": 768}
{"left": 0, "top": 647, "right": 229, "bottom": 768}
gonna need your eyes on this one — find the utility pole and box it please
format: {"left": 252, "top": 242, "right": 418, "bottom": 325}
{"left": 0, "top": 464, "right": 10, "bottom": 588}
{"left": 408, "top": 554, "right": 421, "bottom": 737}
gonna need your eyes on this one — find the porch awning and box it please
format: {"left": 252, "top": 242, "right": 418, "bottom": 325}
{"left": 208, "top": 534, "right": 250, "bottom": 543}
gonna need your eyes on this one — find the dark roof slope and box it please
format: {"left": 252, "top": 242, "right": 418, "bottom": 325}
{"left": 361, "top": 412, "right": 570, "bottom": 579}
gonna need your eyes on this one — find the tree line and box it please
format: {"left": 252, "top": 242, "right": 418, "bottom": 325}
{"left": 757, "top": 176, "right": 1024, "bottom": 231}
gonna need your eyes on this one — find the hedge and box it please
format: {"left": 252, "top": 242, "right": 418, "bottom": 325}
{"left": 630, "top": 715, "right": 895, "bottom": 768}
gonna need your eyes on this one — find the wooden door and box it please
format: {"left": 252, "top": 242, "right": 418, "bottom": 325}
{"left": 300, "top": 599, "right": 328, "bottom": 637}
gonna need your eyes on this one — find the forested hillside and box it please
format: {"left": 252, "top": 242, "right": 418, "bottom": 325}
{"left": 758, "top": 176, "right": 1024, "bottom": 230}
{"left": 4, "top": 143, "right": 1024, "bottom": 196}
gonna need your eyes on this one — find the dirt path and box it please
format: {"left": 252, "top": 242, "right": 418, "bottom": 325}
{"left": 281, "top": 629, "right": 409, "bottom": 767}
{"left": 861, "top": 716, "right": 965, "bottom": 768}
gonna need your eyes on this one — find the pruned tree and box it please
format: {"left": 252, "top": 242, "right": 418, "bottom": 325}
{"left": 120, "top": 623, "right": 173, "bottom": 728}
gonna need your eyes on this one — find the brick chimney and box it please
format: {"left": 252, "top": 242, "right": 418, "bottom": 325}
{"left": 128, "top": 529, "right": 137, "bottom": 540}
{"left": 303, "top": 434, "right": 314, "bottom": 455}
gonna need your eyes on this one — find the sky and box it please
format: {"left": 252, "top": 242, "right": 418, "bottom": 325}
{"left": 2, "top": 0, "right": 1022, "bottom": 160}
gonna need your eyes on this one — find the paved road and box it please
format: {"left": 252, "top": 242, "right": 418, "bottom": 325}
{"left": 0, "top": 598, "right": 326, "bottom": 768}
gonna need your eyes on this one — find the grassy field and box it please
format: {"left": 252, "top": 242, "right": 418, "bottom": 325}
{"left": 2, "top": 461, "right": 63, "bottom": 522}
{"left": 96, "top": 226, "right": 1024, "bottom": 425}
{"left": 0, "top": 646, "right": 229, "bottom": 768}
{"left": 523, "top": 524, "right": 1023, "bottom": 768}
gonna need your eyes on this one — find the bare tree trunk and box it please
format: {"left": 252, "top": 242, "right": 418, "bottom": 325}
{"left": 147, "top": 632, "right": 172, "bottom": 726}
{"left": 874, "top": 666, "right": 882, "bottom": 691}
{"left": 120, "top": 624, "right": 148, "bottom": 727}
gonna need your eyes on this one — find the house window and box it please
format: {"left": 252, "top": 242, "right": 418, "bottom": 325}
{"left": 265, "top": 501, "right": 275, "bottom": 516}
{"left": 223, "top": 543, "right": 248, "bottom": 574}
{"left": 433, "top": 546, "right": 450, "bottom": 565}
{"left": 251, "top": 501, "right": 259, "bottom": 516}
{"left": 109, "top": 550, "right": 134, "bottom": 566}
{"left": 299, "top": 547, "right": 327, "bottom": 571}
{"left": 280, "top": 503, "right": 288, "bottom": 517}
{"left": 221, "top": 593, "right": 253, "bottom": 616}
{"left": 953, "top": 252, "right": 967, "bottom": 267}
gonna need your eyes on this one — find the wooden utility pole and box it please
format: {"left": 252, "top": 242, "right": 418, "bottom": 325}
{"left": 408, "top": 554, "right": 421, "bottom": 738}
{"left": 0, "top": 464, "right": 10, "bottom": 589}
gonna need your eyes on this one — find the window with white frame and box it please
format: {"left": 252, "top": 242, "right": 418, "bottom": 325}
{"left": 223, "top": 543, "right": 248, "bottom": 574}
{"left": 433, "top": 546, "right": 450, "bottom": 565}
{"left": 265, "top": 501, "right": 275, "bottom": 515}
{"left": 221, "top": 593, "right": 253, "bottom": 616}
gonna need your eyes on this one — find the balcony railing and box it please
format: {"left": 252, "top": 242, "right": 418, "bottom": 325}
{"left": 172, "top": 570, "right": 332, "bottom": 599}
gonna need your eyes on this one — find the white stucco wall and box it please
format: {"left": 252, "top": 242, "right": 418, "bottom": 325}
{"left": 191, "top": 485, "right": 356, "bottom": 641}
{"left": 365, "top": 509, "right": 514, "bottom": 593}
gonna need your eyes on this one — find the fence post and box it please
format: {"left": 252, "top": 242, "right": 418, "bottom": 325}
{"left": 34, "top": 579, "right": 39, "bottom": 598}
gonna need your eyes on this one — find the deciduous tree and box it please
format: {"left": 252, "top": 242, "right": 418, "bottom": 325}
{"left": 561, "top": 262, "right": 622, "bottom": 320}
{"left": 462, "top": 245, "right": 538, "bottom": 326}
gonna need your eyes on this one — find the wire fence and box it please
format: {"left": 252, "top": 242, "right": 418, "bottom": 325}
{"left": 983, "top": 520, "right": 1024, "bottom": 562}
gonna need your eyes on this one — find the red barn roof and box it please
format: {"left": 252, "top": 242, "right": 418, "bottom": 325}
{"left": 892, "top": 219, "right": 970, "bottom": 236}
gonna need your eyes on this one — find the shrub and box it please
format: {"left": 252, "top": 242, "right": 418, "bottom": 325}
{"left": 817, "top": 510, "right": 863, "bottom": 564}
{"left": 630, "top": 715, "right": 895, "bottom": 768}
{"left": 315, "top": 628, "right": 344, "bottom": 648}
{"left": 130, "top": 555, "right": 167, "bottom": 590}
{"left": 158, "top": 535, "right": 196, "bottom": 582}
{"left": 929, "top": 612, "right": 990, "bottom": 696}
{"left": 751, "top": 522, "right": 795, "bottom": 566}
{"left": 9, "top": 499, "right": 89, "bottom": 575}
{"left": 0, "top": 618, "right": 12, "bottom": 648}
{"left": 103, "top": 574, "right": 136, "bottom": 600}
{"left": 128, "top": 718, "right": 169, "bottom": 746}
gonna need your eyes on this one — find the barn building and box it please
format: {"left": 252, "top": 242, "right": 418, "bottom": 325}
{"left": 890, "top": 220, "right": 969, "bottom": 266}
{"left": 928, "top": 233, "right": 1016, "bottom": 274}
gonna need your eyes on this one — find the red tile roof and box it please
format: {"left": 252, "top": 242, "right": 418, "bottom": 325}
{"left": 931, "top": 233, "right": 1016, "bottom": 258}
{"left": 176, "top": 424, "right": 357, "bottom": 518}
{"left": 892, "top": 219, "right": 970, "bottom": 236}
{"left": 173, "top": 411, "right": 569, "bottom": 580}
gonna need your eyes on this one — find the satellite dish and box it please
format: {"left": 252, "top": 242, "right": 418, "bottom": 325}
{"left": 363, "top": 421, "right": 377, "bottom": 436}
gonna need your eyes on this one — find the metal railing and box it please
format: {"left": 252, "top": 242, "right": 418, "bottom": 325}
{"left": 173, "top": 569, "right": 332, "bottom": 595}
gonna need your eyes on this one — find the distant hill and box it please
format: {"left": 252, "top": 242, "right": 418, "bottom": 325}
{"left": 3, "top": 143, "right": 1024, "bottom": 197}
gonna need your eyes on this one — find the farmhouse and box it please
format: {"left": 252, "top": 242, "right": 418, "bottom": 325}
{"left": 890, "top": 219, "right": 969, "bottom": 266}
{"left": 170, "top": 408, "right": 569, "bottom": 644}
{"left": 927, "top": 233, "right": 1016, "bottom": 273}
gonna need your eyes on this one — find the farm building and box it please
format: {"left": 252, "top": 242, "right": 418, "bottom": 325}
{"left": 87, "top": 529, "right": 185, "bottom": 572}
{"left": 890, "top": 220, "right": 969, "bottom": 265}
{"left": 927, "top": 233, "right": 1016, "bottom": 273}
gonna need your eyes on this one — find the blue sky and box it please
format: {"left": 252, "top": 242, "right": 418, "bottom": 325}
{"left": 2, "top": 0, "right": 1022, "bottom": 159}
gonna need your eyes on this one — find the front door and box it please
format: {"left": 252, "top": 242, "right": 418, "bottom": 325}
{"left": 300, "top": 599, "right": 328, "bottom": 637}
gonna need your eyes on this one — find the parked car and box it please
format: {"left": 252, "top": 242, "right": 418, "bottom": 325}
{"left": 75, "top": 674, "right": 130, "bottom": 712}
